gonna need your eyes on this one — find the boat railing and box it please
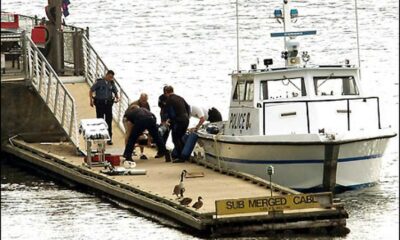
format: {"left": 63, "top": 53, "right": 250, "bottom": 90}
{"left": 262, "top": 96, "right": 381, "bottom": 135}
{"left": 81, "top": 34, "right": 131, "bottom": 133}
{"left": 23, "top": 32, "right": 80, "bottom": 148}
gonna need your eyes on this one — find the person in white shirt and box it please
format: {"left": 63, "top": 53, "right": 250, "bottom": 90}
{"left": 189, "top": 105, "right": 222, "bottom": 132}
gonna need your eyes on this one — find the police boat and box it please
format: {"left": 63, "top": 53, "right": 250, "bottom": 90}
{"left": 196, "top": 0, "right": 397, "bottom": 192}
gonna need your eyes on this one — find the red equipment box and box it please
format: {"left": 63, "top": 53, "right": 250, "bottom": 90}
{"left": 84, "top": 154, "right": 120, "bottom": 166}
{"left": 105, "top": 155, "right": 121, "bottom": 166}
{"left": 31, "top": 26, "right": 47, "bottom": 44}
{"left": 84, "top": 154, "right": 102, "bottom": 162}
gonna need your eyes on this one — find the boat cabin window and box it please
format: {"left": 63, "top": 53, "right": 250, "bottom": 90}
{"left": 313, "top": 76, "right": 359, "bottom": 96}
{"left": 233, "top": 81, "right": 254, "bottom": 101}
{"left": 260, "top": 77, "right": 306, "bottom": 100}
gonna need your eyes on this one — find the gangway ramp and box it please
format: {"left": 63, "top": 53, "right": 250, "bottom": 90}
{"left": 63, "top": 81, "right": 126, "bottom": 153}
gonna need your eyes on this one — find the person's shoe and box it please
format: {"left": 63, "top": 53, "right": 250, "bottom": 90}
{"left": 140, "top": 155, "right": 148, "bottom": 160}
{"left": 155, "top": 150, "right": 171, "bottom": 162}
{"left": 122, "top": 154, "right": 134, "bottom": 162}
{"left": 154, "top": 151, "right": 165, "bottom": 158}
{"left": 107, "top": 140, "right": 113, "bottom": 145}
{"left": 172, "top": 158, "right": 185, "bottom": 163}
{"left": 164, "top": 150, "right": 171, "bottom": 162}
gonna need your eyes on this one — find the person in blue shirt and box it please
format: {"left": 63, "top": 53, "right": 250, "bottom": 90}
{"left": 89, "top": 70, "right": 119, "bottom": 145}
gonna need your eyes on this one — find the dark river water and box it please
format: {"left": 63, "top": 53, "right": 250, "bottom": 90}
{"left": 1, "top": 0, "right": 399, "bottom": 239}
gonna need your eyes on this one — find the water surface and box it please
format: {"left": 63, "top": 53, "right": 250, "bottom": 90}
{"left": 1, "top": 0, "right": 398, "bottom": 239}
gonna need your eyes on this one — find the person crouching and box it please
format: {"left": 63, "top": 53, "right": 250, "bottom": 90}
{"left": 122, "top": 105, "right": 170, "bottom": 162}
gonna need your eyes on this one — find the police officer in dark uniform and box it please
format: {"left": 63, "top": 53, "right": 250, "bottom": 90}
{"left": 164, "top": 86, "right": 190, "bottom": 163}
{"left": 89, "top": 70, "right": 119, "bottom": 145}
{"left": 122, "top": 105, "right": 170, "bottom": 162}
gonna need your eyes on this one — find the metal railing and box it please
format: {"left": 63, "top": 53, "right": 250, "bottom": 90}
{"left": 81, "top": 35, "right": 131, "bottom": 133}
{"left": 24, "top": 33, "right": 79, "bottom": 148}
{"left": 2, "top": 11, "right": 129, "bottom": 136}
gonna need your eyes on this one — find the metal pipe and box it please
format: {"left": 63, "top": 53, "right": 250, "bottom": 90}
{"left": 39, "top": 60, "right": 45, "bottom": 94}
{"left": 54, "top": 82, "right": 60, "bottom": 114}
{"left": 235, "top": 0, "right": 239, "bottom": 72}
{"left": 61, "top": 93, "right": 67, "bottom": 126}
{"left": 354, "top": 0, "right": 362, "bottom": 80}
{"left": 46, "top": 73, "right": 52, "bottom": 103}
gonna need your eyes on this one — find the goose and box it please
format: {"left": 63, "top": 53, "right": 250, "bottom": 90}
{"left": 179, "top": 197, "right": 192, "bottom": 206}
{"left": 192, "top": 196, "right": 203, "bottom": 210}
{"left": 173, "top": 170, "right": 187, "bottom": 198}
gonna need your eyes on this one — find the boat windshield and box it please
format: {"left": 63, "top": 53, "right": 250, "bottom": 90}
{"left": 313, "top": 76, "right": 359, "bottom": 96}
{"left": 233, "top": 80, "right": 254, "bottom": 101}
{"left": 260, "top": 77, "right": 306, "bottom": 100}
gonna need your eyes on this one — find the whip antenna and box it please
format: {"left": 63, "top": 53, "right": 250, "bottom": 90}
{"left": 354, "top": 0, "right": 362, "bottom": 80}
{"left": 236, "top": 0, "right": 239, "bottom": 72}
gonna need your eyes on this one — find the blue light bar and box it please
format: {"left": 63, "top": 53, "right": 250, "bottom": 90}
{"left": 290, "top": 9, "right": 298, "bottom": 18}
{"left": 274, "top": 9, "right": 282, "bottom": 18}
{"left": 270, "top": 30, "right": 317, "bottom": 37}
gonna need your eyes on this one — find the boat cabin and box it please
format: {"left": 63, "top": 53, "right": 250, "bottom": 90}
{"left": 226, "top": 66, "right": 381, "bottom": 136}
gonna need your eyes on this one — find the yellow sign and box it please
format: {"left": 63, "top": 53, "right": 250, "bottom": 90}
{"left": 215, "top": 192, "right": 332, "bottom": 216}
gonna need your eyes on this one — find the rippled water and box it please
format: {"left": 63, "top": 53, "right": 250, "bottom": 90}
{"left": 1, "top": 0, "right": 399, "bottom": 239}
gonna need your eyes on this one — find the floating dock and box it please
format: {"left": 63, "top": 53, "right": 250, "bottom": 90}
{"left": 3, "top": 139, "right": 349, "bottom": 236}
{"left": 1, "top": 13, "right": 349, "bottom": 237}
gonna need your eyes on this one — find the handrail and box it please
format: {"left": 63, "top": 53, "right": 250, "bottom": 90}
{"left": 23, "top": 33, "right": 79, "bottom": 148}
{"left": 81, "top": 34, "right": 131, "bottom": 133}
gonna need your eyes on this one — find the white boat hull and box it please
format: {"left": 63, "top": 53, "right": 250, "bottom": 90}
{"left": 196, "top": 131, "right": 394, "bottom": 191}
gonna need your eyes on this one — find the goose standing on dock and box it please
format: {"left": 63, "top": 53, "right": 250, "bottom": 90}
{"left": 179, "top": 197, "right": 192, "bottom": 206}
{"left": 192, "top": 196, "right": 203, "bottom": 210}
{"left": 173, "top": 170, "right": 187, "bottom": 198}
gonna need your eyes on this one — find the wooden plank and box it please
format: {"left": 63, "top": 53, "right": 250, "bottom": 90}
{"left": 185, "top": 172, "right": 205, "bottom": 178}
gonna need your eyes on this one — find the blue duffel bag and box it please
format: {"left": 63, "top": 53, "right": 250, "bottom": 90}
{"left": 181, "top": 132, "right": 198, "bottom": 160}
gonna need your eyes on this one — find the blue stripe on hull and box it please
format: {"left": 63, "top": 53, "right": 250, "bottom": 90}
{"left": 205, "top": 153, "right": 382, "bottom": 164}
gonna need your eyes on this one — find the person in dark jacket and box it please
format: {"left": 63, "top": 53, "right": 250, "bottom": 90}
{"left": 122, "top": 105, "right": 169, "bottom": 162}
{"left": 158, "top": 86, "right": 170, "bottom": 144}
{"left": 89, "top": 70, "right": 119, "bottom": 145}
{"left": 124, "top": 94, "right": 152, "bottom": 159}
{"left": 164, "top": 86, "right": 190, "bottom": 163}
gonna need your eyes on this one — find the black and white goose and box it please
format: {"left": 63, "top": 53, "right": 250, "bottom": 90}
{"left": 173, "top": 170, "right": 187, "bottom": 198}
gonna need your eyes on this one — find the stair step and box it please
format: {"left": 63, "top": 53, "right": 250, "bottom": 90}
{"left": 59, "top": 76, "right": 86, "bottom": 84}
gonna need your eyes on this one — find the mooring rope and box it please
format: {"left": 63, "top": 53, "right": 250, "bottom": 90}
{"left": 212, "top": 132, "right": 223, "bottom": 170}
